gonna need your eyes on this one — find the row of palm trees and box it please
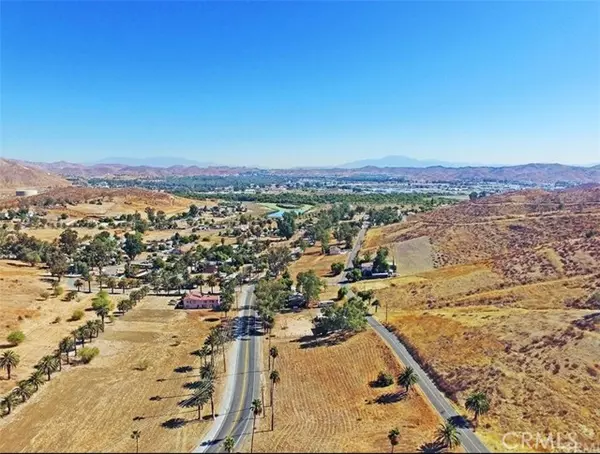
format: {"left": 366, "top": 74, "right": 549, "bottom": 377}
{"left": 1, "top": 287, "right": 151, "bottom": 418}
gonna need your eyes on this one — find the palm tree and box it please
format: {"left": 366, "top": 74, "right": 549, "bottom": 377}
{"left": 388, "top": 427, "right": 400, "bottom": 453}
{"left": 118, "top": 278, "right": 128, "bottom": 294}
{"left": 37, "top": 355, "right": 58, "bottom": 381}
{"left": 196, "top": 275, "right": 205, "bottom": 294}
{"left": 106, "top": 277, "right": 117, "bottom": 294}
{"left": 372, "top": 299, "right": 381, "bottom": 313}
{"left": 13, "top": 381, "right": 33, "bottom": 402}
{"left": 250, "top": 399, "right": 262, "bottom": 453}
{"left": 83, "top": 272, "right": 92, "bottom": 293}
{"left": 202, "top": 378, "right": 216, "bottom": 420}
{"left": 71, "top": 329, "right": 81, "bottom": 350}
{"left": 96, "top": 305, "right": 110, "bottom": 329}
{"left": 465, "top": 391, "right": 490, "bottom": 429}
{"left": 397, "top": 366, "right": 418, "bottom": 393}
{"left": 130, "top": 430, "right": 141, "bottom": 454}
{"left": 223, "top": 435, "right": 235, "bottom": 453}
{"left": 27, "top": 370, "right": 44, "bottom": 392}
{"left": 94, "top": 319, "right": 104, "bottom": 334}
{"left": 59, "top": 337, "right": 75, "bottom": 365}
{"left": 436, "top": 420, "right": 461, "bottom": 450}
{"left": 85, "top": 320, "right": 98, "bottom": 339}
{"left": 207, "top": 274, "right": 218, "bottom": 294}
{"left": 0, "top": 350, "right": 20, "bottom": 380}
{"left": 181, "top": 387, "right": 209, "bottom": 420}
{"left": 74, "top": 279, "right": 84, "bottom": 293}
{"left": 269, "top": 346, "right": 279, "bottom": 371}
{"left": 0, "top": 393, "right": 18, "bottom": 415}
{"left": 269, "top": 370, "right": 280, "bottom": 431}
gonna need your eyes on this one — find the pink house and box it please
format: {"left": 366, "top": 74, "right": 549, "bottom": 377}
{"left": 181, "top": 292, "right": 220, "bottom": 309}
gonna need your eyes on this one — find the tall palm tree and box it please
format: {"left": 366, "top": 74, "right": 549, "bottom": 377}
{"left": 436, "top": 421, "right": 461, "bottom": 450}
{"left": 71, "top": 329, "right": 81, "bottom": 351}
{"left": 27, "top": 370, "right": 44, "bottom": 392}
{"left": 13, "top": 381, "right": 33, "bottom": 402}
{"left": 269, "top": 346, "right": 279, "bottom": 371}
{"left": 180, "top": 387, "right": 209, "bottom": 420}
{"left": 37, "top": 355, "right": 58, "bottom": 381}
{"left": 388, "top": 427, "right": 400, "bottom": 453}
{"left": 196, "top": 275, "right": 205, "bottom": 294}
{"left": 0, "top": 393, "right": 18, "bottom": 415}
{"left": 269, "top": 370, "right": 281, "bottom": 431}
{"left": 250, "top": 399, "right": 262, "bottom": 454}
{"left": 59, "top": 337, "right": 75, "bottom": 365}
{"left": 94, "top": 319, "right": 104, "bottom": 334}
{"left": 0, "top": 350, "right": 20, "bottom": 380}
{"left": 465, "top": 391, "right": 490, "bottom": 428}
{"left": 397, "top": 366, "right": 418, "bottom": 393}
{"left": 207, "top": 274, "right": 218, "bottom": 294}
{"left": 95, "top": 305, "right": 110, "bottom": 329}
{"left": 74, "top": 279, "right": 84, "bottom": 293}
{"left": 372, "top": 299, "right": 381, "bottom": 313}
{"left": 223, "top": 435, "right": 235, "bottom": 453}
{"left": 130, "top": 430, "right": 141, "bottom": 454}
{"left": 107, "top": 277, "right": 117, "bottom": 294}
{"left": 85, "top": 320, "right": 98, "bottom": 339}
{"left": 202, "top": 378, "right": 216, "bottom": 420}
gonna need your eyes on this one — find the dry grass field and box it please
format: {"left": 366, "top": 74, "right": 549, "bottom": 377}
{"left": 0, "top": 260, "right": 100, "bottom": 394}
{"left": 288, "top": 245, "right": 348, "bottom": 280}
{"left": 246, "top": 312, "right": 443, "bottom": 453}
{"left": 362, "top": 186, "right": 600, "bottom": 452}
{"left": 0, "top": 296, "right": 224, "bottom": 453}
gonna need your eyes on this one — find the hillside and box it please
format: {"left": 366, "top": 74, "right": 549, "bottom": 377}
{"left": 0, "top": 158, "right": 71, "bottom": 190}
{"left": 0, "top": 186, "right": 195, "bottom": 215}
{"left": 360, "top": 185, "right": 600, "bottom": 451}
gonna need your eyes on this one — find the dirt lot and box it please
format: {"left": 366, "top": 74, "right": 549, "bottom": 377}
{"left": 0, "top": 296, "right": 224, "bottom": 453}
{"left": 245, "top": 312, "right": 442, "bottom": 453}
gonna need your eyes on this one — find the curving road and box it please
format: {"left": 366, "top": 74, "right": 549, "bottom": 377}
{"left": 194, "top": 285, "right": 261, "bottom": 453}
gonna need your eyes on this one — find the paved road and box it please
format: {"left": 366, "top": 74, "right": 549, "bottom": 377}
{"left": 194, "top": 286, "right": 261, "bottom": 453}
{"left": 367, "top": 317, "right": 489, "bottom": 453}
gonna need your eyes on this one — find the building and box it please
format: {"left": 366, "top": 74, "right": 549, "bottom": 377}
{"left": 15, "top": 189, "right": 38, "bottom": 197}
{"left": 181, "top": 292, "right": 220, "bottom": 309}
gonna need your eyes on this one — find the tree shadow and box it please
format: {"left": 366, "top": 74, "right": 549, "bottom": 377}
{"left": 150, "top": 393, "right": 191, "bottom": 401}
{"left": 174, "top": 365, "right": 194, "bottom": 373}
{"left": 419, "top": 441, "right": 444, "bottom": 453}
{"left": 0, "top": 343, "right": 17, "bottom": 349}
{"left": 374, "top": 391, "right": 407, "bottom": 404}
{"left": 448, "top": 414, "right": 472, "bottom": 429}
{"left": 294, "top": 332, "right": 354, "bottom": 349}
{"left": 161, "top": 418, "right": 188, "bottom": 429}
{"left": 183, "top": 381, "right": 203, "bottom": 390}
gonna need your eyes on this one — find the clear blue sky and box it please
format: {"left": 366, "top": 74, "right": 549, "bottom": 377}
{"left": 2, "top": 1, "right": 598, "bottom": 167}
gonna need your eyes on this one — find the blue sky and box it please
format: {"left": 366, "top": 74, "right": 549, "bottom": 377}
{"left": 1, "top": 1, "right": 598, "bottom": 167}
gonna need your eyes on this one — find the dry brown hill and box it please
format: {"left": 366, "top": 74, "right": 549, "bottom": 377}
{"left": 0, "top": 158, "right": 70, "bottom": 190}
{"left": 0, "top": 186, "right": 195, "bottom": 216}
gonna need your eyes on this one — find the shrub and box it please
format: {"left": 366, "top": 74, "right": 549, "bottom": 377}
{"left": 330, "top": 262, "right": 345, "bottom": 276}
{"left": 53, "top": 285, "right": 64, "bottom": 297}
{"left": 70, "top": 309, "right": 85, "bottom": 321}
{"left": 373, "top": 371, "right": 394, "bottom": 387}
{"left": 52, "top": 316, "right": 61, "bottom": 324}
{"left": 39, "top": 290, "right": 50, "bottom": 300}
{"left": 7, "top": 331, "right": 25, "bottom": 346}
{"left": 64, "top": 290, "right": 78, "bottom": 302}
{"left": 134, "top": 359, "right": 151, "bottom": 371}
{"left": 78, "top": 346, "right": 100, "bottom": 364}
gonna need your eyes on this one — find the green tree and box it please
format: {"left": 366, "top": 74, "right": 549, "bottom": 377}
{"left": 266, "top": 246, "right": 291, "bottom": 276}
{"left": 296, "top": 270, "right": 325, "bottom": 306}
{"left": 13, "top": 380, "right": 33, "bottom": 402}
{"left": 397, "top": 367, "right": 418, "bottom": 393}
{"left": 436, "top": 420, "right": 461, "bottom": 450}
{"left": 7, "top": 331, "right": 25, "bottom": 346}
{"left": 106, "top": 277, "right": 117, "bottom": 294}
{"left": 47, "top": 251, "right": 70, "bottom": 280}
{"left": 388, "top": 427, "right": 400, "bottom": 453}
{"left": 465, "top": 391, "right": 490, "bottom": 428}
{"left": 269, "top": 370, "right": 281, "bottom": 431}
{"left": 92, "top": 290, "right": 114, "bottom": 328}
{"left": 345, "top": 268, "right": 362, "bottom": 282}
{"left": 207, "top": 274, "right": 218, "bottom": 294}
{"left": 330, "top": 262, "right": 345, "bottom": 275}
{"left": 181, "top": 386, "right": 209, "bottom": 421}
{"left": 0, "top": 350, "right": 20, "bottom": 379}
{"left": 250, "top": 399, "right": 263, "bottom": 453}
{"left": 276, "top": 211, "right": 296, "bottom": 239}
{"left": 223, "top": 435, "right": 235, "bottom": 453}
{"left": 337, "top": 286, "right": 348, "bottom": 301}
{"left": 124, "top": 231, "right": 145, "bottom": 261}
{"left": 1, "top": 393, "right": 18, "bottom": 415}
{"left": 58, "top": 228, "right": 79, "bottom": 255}
{"left": 27, "top": 370, "right": 45, "bottom": 392}
{"left": 74, "top": 278, "right": 84, "bottom": 293}
{"left": 37, "top": 355, "right": 59, "bottom": 381}
{"left": 59, "top": 337, "right": 75, "bottom": 365}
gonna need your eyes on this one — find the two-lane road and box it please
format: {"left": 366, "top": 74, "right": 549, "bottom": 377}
{"left": 194, "top": 286, "right": 261, "bottom": 453}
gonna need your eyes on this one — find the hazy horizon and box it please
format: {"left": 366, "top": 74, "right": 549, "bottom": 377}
{"left": 2, "top": 2, "right": 598, "bottom": 167}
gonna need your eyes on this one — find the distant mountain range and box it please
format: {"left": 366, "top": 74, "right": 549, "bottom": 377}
{"left": 2, "top": 158, "right": 599, "bottom": 187}
{"left": 338, "top": 155, "right": 482, "bottom": 168}
{"left": 91, "top": 156, "right": 216, "bottom": 167}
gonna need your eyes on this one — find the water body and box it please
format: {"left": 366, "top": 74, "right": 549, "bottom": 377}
{"left": 262, "top": 203, "right": 313, "bottom": 218}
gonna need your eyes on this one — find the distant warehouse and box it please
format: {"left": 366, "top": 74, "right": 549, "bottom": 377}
{"left": 15, "top": 189, "right": 38, "bottom": 197}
